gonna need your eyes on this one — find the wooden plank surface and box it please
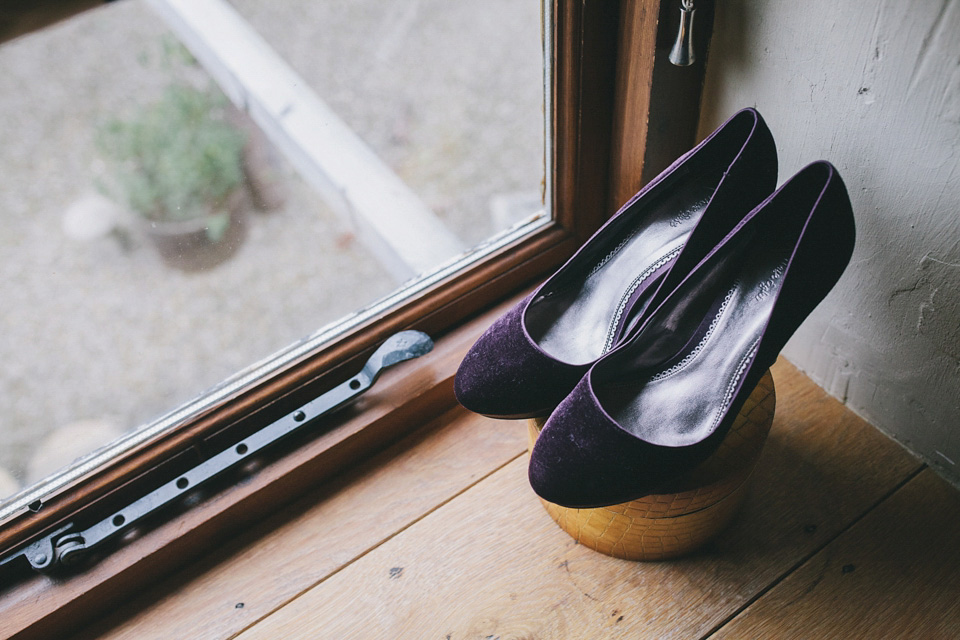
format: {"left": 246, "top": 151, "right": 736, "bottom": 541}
{"left": 71, "top": 408, "right": 527, "bottom": 640}
{"left": 2, "top": 302, "right": 493, "bottom": 640}
{"left": 710, "top": 468, "right": 960, "bottom": 640}
{"left": 234, "top": 360, "right": 924, "bottom": 640}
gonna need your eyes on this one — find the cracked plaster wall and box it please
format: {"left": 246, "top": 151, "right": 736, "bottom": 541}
{"left": 700, "top": 0, "right": 960, "bottom": 485}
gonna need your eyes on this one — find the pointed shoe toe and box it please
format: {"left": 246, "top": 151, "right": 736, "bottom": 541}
{"left": 529, "top": 161, "right": 856, "bottom": 507}
{"left": 455, "top": 107, "right": 779, "bottom": 419}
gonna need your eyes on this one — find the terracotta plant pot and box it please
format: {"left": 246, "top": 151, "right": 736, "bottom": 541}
{"left": 141, "top": 196, "right": 247, "bottom": 272}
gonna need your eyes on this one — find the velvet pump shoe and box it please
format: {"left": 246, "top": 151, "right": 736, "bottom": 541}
{"left": 454, "top": 108, "right": 778, "bottom": 419}
{"left": 529, "top": 161, "right": 856, "bottom": 508}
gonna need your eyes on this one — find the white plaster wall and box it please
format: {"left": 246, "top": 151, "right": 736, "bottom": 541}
{"left": 699, "top": 0, "right": 960, "bottom": 484}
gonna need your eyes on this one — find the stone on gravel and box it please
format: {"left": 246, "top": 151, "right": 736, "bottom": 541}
{"left": 62, "top": 192, "right": 124, "bottom": 241}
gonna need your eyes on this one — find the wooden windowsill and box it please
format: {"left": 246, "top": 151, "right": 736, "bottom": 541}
{"left": 55, "top": 358, "right": 960, "bottom": 640}
{"left": 0, "top": 285, "right": 540, "bottom": 640}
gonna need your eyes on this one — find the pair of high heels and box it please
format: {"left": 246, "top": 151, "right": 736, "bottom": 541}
{"left": 454, "top": 108, "right": 856, "bottom": 509}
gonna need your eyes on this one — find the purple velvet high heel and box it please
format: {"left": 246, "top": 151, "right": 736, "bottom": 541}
{"left": 529, "top": 161, "right": 856, "bottom": 508}
{"left": 454, "top": 108, "right": 778, "bottom": 418}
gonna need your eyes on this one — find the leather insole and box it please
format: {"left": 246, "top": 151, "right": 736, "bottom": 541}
{"left": 602, "top": 231, "right": 788, "bottom": 446}
{"left": 526, "top": 171, "right": 718, "bottom": 365}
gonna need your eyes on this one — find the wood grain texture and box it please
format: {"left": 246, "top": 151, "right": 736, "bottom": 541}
{"left": 233, "top": 360, "right": 923, "bottom": 640}
{"left": 712, "top": 469, "right": 960, "bottom": 640}
{"left": 608, "top": 0, "right": 714, "bottom": 209}
{"left": 639, "top": 0, "right": 714, "bottom": 188}
{"left": 608, "top": 0, "right": 661, "bottom": 209}
{"left": 67, "top": 408, "right": 527, "bottom": 640}
{"left": 550, "top": 0, "right": 621, "bottom": 242}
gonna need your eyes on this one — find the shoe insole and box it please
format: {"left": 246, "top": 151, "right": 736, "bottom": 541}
{"left": 527, "top": 171, "right": 718, "bottom": 365}
{"left": 604, "top": 237, "right": 787, "bottom": 446}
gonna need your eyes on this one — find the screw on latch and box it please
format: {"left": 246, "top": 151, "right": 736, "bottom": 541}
{"left": 20, "top": 522, "right": 75, "bottom": 573}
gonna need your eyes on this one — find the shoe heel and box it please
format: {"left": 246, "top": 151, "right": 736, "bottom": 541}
{"left": 527, "top": 369, "right": 776, "bottom": 560}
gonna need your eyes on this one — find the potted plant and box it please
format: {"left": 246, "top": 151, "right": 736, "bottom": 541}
{"left": 96, "top": 84, "right": 248, "bottom": 270}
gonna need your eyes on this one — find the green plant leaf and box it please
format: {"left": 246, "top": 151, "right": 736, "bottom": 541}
{"left": 95, "top": 83, "right": 247, "bottom": 224}
{"left": 205, "top": 211, "right": 231, "bottom": 243}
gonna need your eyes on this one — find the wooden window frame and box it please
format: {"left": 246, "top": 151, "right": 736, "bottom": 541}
{"left": 0, "top": 1, "right": 714, "bottom": 637}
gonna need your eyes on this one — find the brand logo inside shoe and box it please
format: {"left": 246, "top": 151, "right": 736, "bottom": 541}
{"left": 670, "top": 207, "right": 697, "bottom": 227}
{"left": 670, "top": 195, "right": 712, "bottom": 227}
{"left": 755, "top": 260, "right": 789, "bottom": 301}
{"left": 670, "top": 210, "right": 693, "bottom": 227}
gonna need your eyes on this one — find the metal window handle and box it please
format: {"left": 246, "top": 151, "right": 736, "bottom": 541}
{"left": 669, "top": 0, "right": 697, "bottom": 67}
{"left": 0, "top": 330, "right": 433, "bottom": 579}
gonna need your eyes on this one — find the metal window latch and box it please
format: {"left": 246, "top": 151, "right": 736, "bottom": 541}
{"left": 0, "top": 330, "right": 433, "bottom": 580}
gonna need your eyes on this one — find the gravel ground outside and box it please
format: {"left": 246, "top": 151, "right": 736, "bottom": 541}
{"left": 0, "top": 0, "right": 542, "bottom": 499}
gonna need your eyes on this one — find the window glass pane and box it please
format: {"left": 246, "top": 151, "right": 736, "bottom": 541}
{"left": 229, "top": 0, "right": 546, "bottom": 248}
{"left": 0, "top": 0, "right": 544, "bottom": 508}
